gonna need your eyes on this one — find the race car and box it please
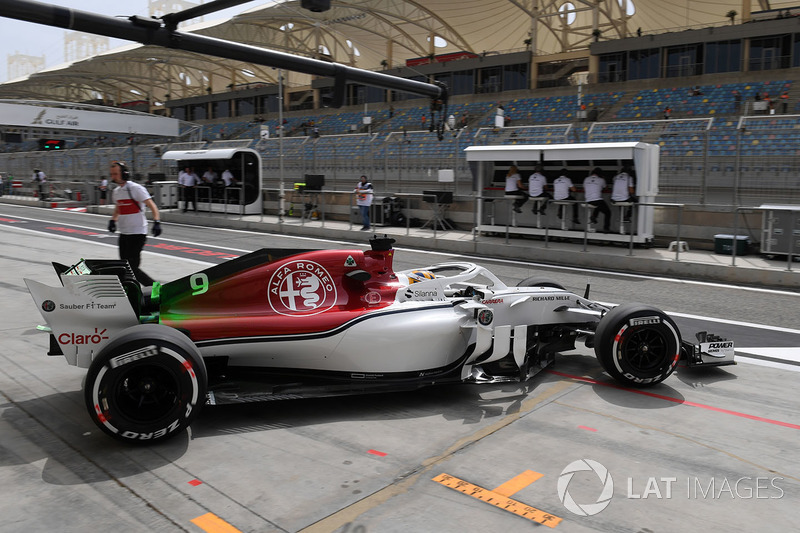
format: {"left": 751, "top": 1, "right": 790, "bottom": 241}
{"left": 25, "top": 236, "right": 735, "bottom": 444}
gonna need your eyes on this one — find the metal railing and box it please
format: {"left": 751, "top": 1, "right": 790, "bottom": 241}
{"left": 475, "top": 196, "right": 687, "bottom": 261}
{"left": 258, "top": 188, "right": 456, "bottom": 239}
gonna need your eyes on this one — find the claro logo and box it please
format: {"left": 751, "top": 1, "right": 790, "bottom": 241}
{"left": 58, "top": 328, "right": 109, "bottom": 345}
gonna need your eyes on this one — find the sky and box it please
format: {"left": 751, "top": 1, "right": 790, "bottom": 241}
{"left": 0, "top": 1, "right": 266, "bottom": 83}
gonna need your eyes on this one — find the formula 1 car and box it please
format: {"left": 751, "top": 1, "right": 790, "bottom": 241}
{"left": 25, "top": 237, "right": 735, "bottom": 444}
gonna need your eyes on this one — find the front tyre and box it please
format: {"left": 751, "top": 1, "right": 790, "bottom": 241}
{"left": 594, "top": 303, "right": 681, "bottom": 387}
{"left": 84, "top": 324, "right": 207, "bottom": 444}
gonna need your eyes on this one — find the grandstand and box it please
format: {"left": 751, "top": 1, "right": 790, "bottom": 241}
{"left": 3, "top": 0, "right": 800, "bottom": 223}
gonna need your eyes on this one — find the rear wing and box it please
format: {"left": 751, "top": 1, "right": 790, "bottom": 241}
{"left": 25, "top": 264, "right": 139, "bottom": 368}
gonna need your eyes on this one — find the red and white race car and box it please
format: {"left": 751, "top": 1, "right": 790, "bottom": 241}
{"left": 25, "top": 236, "right": 734, "bottom": 443}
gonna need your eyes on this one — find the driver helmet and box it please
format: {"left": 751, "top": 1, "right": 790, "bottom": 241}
{"left": 407, "top": 270, "right": 436, "bottom": 284}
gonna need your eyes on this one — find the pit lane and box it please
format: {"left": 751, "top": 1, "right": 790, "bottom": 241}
{"left": 1, "top": 205, "right": 798, "bottom": 532}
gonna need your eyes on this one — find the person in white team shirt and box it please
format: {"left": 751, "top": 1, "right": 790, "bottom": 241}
{"left": 98, "top": 176, "right": 108, "bottom": 205}
{"left": 108, "top": 161, "right": 161, "bottom": 285}
{"left": 221, "top": 168, "right": 239, "bottom": 187}
{"left": 527, "top": 165, "right": 552, "bottom": 215}
{"left": 504, "top": 165, "right": 527, "bottom": 213}
{"left": 583, "top": 167, "right": 611, "bottom": 233}
{"left": 202, "top": 166, "right": 218, "bottom": 185}
{"left": 354, "top": 175, "right": 374, "bottom": 230}
{"left": 31, "top": 168, "right": 47, "bottom": 199}
{"left": 611, "top": 165, "right": 637, "bottom": 222}
{"left": 553, "top": 168, "right": 580, "bottom": 225}
{"left": 178, "top": 165, "right": 199, "bottom": 212}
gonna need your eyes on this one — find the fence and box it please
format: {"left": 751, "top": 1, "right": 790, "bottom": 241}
{"left": 3, "top": 117, "right": 800, "bottom": 206}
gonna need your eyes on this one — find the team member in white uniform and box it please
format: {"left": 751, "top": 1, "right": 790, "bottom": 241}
{"left": 32, "top": 168, "right": 47, "bottom": 199}
{"left": 202, "top": 166, "right": 218, "bottom": 185}
{"left": 553, "top": 169, "right": 580, "bottom": 224}
{"left": 527, "top": 165, "right": 551, "bottom": 215}
{"left": 221, "top": 168, "right": 241, "bottom": 203}
{"left": 222, "top": 168, "right": 238, "bottom": 186}
{"left": 178, "top": 166, "right": 199, "bottom": 212}
{"left": 504, "top": 165, "right": 527, "bottom": 213}
{"left": 108, "top": 161, "right": 161, "bottom": 285}
{"left": 354, "top": 175, "right": 374, "bottom": 230}
{"left": 611, "top": 165, "right": 636, "bottom": 222}
{"left": 98, "top": 176, "right": 108, "bottom": 205}
{"left": 583, "top": 167, "right": 611, "bottom": 232}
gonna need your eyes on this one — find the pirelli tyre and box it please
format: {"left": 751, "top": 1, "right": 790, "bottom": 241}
{"left": 84, "top": 324, "right": 207, "bottom": 444}
{"left": 516, "top": 276, "right": 566, "bottom": 290}
{"left": 594, "top": 303, "right": 681, "bottom": 387}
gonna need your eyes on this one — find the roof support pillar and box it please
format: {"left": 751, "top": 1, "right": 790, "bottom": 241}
{"left": 529, "top": 0, "right": 538, "bottom": 90}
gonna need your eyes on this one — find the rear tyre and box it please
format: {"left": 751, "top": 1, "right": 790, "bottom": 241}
{"left": 517, "top": 276, "right": 566, "bottom": 290}
{"left": 84, "top": 324, "right": 207, "bottom": 444}
{"left": 594, "top": 303, "right": 681, "bottom": 387}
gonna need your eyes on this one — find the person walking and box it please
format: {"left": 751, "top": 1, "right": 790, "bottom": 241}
{"left": 107, "top": 161, "right": 162, "bottom": 285}
{"left": 354, "top": 175, "right": 374, "bottom": 231}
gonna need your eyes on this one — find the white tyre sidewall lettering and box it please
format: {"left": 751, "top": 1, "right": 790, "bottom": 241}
{"left": 611, "top": 317, "right": 680, "bottom": 384}
{"left": 91, "top": 345, "right": 200, "bottom": 440}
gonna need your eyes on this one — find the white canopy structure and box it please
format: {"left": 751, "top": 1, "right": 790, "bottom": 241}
{"left": 465, "top": 141, "right": 660, "bottom": 243}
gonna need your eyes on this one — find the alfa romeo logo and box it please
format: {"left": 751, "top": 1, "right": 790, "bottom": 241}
{"left": 268, "top": 260, "right": 337, "bottom": 316}
{"left": 557, "top": 459, "right": 614, "bottom": 516}
{"left": 477, "top": 309, "right": 493, "bottom": 326}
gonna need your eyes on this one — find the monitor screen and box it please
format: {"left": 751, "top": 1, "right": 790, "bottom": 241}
{"left": 304, "top": 174, "right": 325, "bottom": 191}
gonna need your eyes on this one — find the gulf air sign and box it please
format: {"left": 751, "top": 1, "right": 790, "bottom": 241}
{"left": 0, "top": 102, "right": 179, "bottom": 136}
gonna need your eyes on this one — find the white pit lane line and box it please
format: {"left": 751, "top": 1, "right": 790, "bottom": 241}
{"left": 668, "top": 310, "right": 800, "bottom": 372}
{"left": 584, "top": 304, "right": 800, "bottom": 372}
{"left": 735, "top": 350, "right": 800, "bottom": 372}
{"left": 4, "top": 207, "right": 800, "bottom": 298}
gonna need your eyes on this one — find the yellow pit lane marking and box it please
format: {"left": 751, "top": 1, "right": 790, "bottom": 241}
{"left": 432, "top": 473, "right": 562, "bottom": 528}
{"left": 191, "top": 512, "right": 242, "bottom": 533}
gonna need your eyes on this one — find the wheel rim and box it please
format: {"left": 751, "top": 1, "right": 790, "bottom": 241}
{"left": 621, "top": 327, "right": 668, "bottom": 373}
{"left": 113, "top": 364, "right": 179, "bottom": 423}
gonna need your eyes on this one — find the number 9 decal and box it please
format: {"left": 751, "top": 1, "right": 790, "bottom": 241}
{"left": 190, "top": 273, "right": 209, "bottom": 296}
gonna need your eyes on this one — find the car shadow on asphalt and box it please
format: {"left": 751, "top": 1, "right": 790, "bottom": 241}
{"left": 189, "top": 371, "right": 577, "bottom": 441}
{"left": 1, "top": 390, "right": 190, "bottom": 486}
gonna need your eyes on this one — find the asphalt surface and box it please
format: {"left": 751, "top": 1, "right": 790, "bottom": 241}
{"left": 1, "top": 204, "right": 799, "bottom": 532}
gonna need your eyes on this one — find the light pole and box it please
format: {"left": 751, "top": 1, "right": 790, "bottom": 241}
{"left": 278, "top": 69, "right": 285, "bottom": 223}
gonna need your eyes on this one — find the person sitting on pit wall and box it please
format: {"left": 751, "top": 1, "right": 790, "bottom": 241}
{"left": 611, "top": 165, "right": 637, "bottom": 223}
{"left": 504, "top": 165, "right": 528, "bottom": 213}
{"left": 527, "top": 165, "right": 552, "bottom": 215}
{"left": 583, "top": 167, "right": 611, "bottom": 233}
{"left": 553, "top": 169, "right": 580, "bottom": 225}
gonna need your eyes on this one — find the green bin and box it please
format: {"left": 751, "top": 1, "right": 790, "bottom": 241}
{"left": 714, "top": 234, "right": 749, "bottom": 256}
